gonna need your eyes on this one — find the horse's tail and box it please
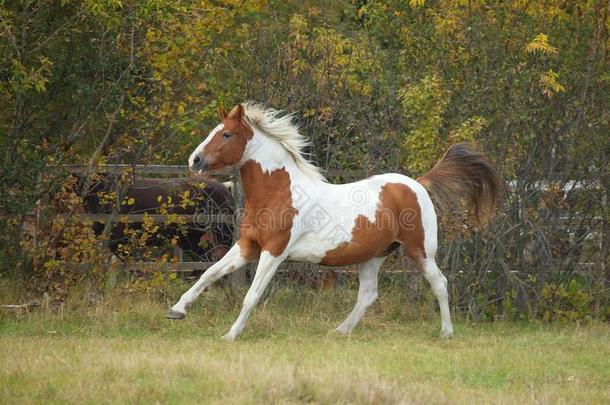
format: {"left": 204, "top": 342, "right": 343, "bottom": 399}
{"left": 417, "top": 143, "right": 501, "bottom": 225}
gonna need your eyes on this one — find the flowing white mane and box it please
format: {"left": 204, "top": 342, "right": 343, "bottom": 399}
{"left": 242, "top": 102, "right": 327, "bottom": 182}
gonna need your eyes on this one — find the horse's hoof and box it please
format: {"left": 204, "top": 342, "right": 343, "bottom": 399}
{"left": 440, "top": 329, "right": 454, "bottom": 339}
{"left": 334, "top": 326, "right": 351, "bottom": 335}
{"left": 221, "top": 332, "right": 237, "bottom": 342}
{"left": 166, "top": 309, "right": 186, "bottom": 320}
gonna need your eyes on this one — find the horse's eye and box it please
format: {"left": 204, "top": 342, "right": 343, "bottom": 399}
{"left": 222, "top": 132, "right": 232, "bottom": 139}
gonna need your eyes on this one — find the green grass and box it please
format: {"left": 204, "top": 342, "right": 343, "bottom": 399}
{"left": 1, "top": 283, "right": 609, "bottom": 404}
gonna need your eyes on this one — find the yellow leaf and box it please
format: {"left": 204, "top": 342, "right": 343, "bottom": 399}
{"left": 525, "top": 33, "right": 558, "bottom": 55}
{"left": 539, "top": 69, "right": 565, "bottom": 97}
{"left": 127, "top": 198, "right": 135, "bottom": 205}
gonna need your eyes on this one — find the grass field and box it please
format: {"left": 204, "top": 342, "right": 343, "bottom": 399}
{"left": 1, "top": 282, "right": 609, "bottom": 404}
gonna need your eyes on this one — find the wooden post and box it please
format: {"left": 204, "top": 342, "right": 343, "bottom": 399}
{"left": 599, "top": 183, "right": 608, "bottom": 317}
{"left": 172, "top": 246, "right": 183, "bottom": 262}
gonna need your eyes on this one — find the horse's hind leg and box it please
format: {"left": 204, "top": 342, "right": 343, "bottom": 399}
{"left": 335, "top": 257, "right": 385, "bottom": 334}
{"left": 399, "top": 185, "right": 453, "bottom": 338}
{"left": 420, "top": 258, "right": 453, "bottom": 338}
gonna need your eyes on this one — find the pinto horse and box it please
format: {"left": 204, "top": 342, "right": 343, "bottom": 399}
{"left": 167, "top": 102, "right": 499, "bottom": 341}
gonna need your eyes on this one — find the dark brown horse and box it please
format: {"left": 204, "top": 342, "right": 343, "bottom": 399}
{"left": 73, "top": 173, "right": 234, "bottom": 262}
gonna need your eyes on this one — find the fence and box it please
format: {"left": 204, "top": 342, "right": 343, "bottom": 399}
{"left": 44, "top": 165, "right": 606, "bottom": 284}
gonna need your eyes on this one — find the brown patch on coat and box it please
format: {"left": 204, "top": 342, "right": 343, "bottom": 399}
{"left": 393, "top": 184, "right": 427, "bottom": 265}
{"left": 238, "top": 160, "right": 298, "bottom": 258}
{"left": 238, "top": 237, "right": 262, "bottom": 261}
{"left": 201, "top": 104, "right": 254, "bottom": 170}
{"left": 320, "top": 183, "right": 426, "bottom": 266}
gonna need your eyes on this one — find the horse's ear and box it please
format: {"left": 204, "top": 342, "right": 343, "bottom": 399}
{"left": 217, "top": 105, "right": 227, "bottom": 120}
{"left": 228, "top": 103, "right": 244, "bottom": 120}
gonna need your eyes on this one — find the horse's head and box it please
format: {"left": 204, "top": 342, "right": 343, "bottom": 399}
{"left": 189, "top": 103, "right": 253, "bottom": 172}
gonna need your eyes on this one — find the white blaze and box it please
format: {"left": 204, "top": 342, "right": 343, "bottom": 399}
{"left": 188, "top": 123, "right": 224, "bottom": 168}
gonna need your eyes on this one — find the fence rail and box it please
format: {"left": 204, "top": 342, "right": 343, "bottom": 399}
{"left": 49, "top": 164, "right": 603, "bottom": 190}
{"left": 47, "top": 164, "right": 361, "bottom": 178}
{"left": 48, "top": 164, "right": 225, "bottom": 176}
{"left": 57, "top": 260, "right": 415, "bottom": 274}
{"left": 61, "top": 213, "right": 234, "bottom": 225}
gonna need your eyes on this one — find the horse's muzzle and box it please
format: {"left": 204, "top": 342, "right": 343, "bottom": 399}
{"left": 190, "top": 155, "right": 209, "bottom": 172}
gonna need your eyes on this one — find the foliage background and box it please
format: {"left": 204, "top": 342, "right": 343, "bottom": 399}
{"left": 1, "top": 0, "right": 608, "bottom": 320}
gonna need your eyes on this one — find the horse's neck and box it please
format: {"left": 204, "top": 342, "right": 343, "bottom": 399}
{"left": 239, "top": 132, "right": 313, "bottom": 207}
{"left": 241, "top": 130, "right": 291, "bottom": 170}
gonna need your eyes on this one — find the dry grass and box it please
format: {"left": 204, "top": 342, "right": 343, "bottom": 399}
{"left": 1, "top": 280, "right": 609, "bottom": 404}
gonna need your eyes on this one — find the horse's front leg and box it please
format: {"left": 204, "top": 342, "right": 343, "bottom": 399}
{"left": 167, "top": 243, "right": 248, "bottom": 319}
{"left": 222, "top": 251, "right": 284, "bottom": 341}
